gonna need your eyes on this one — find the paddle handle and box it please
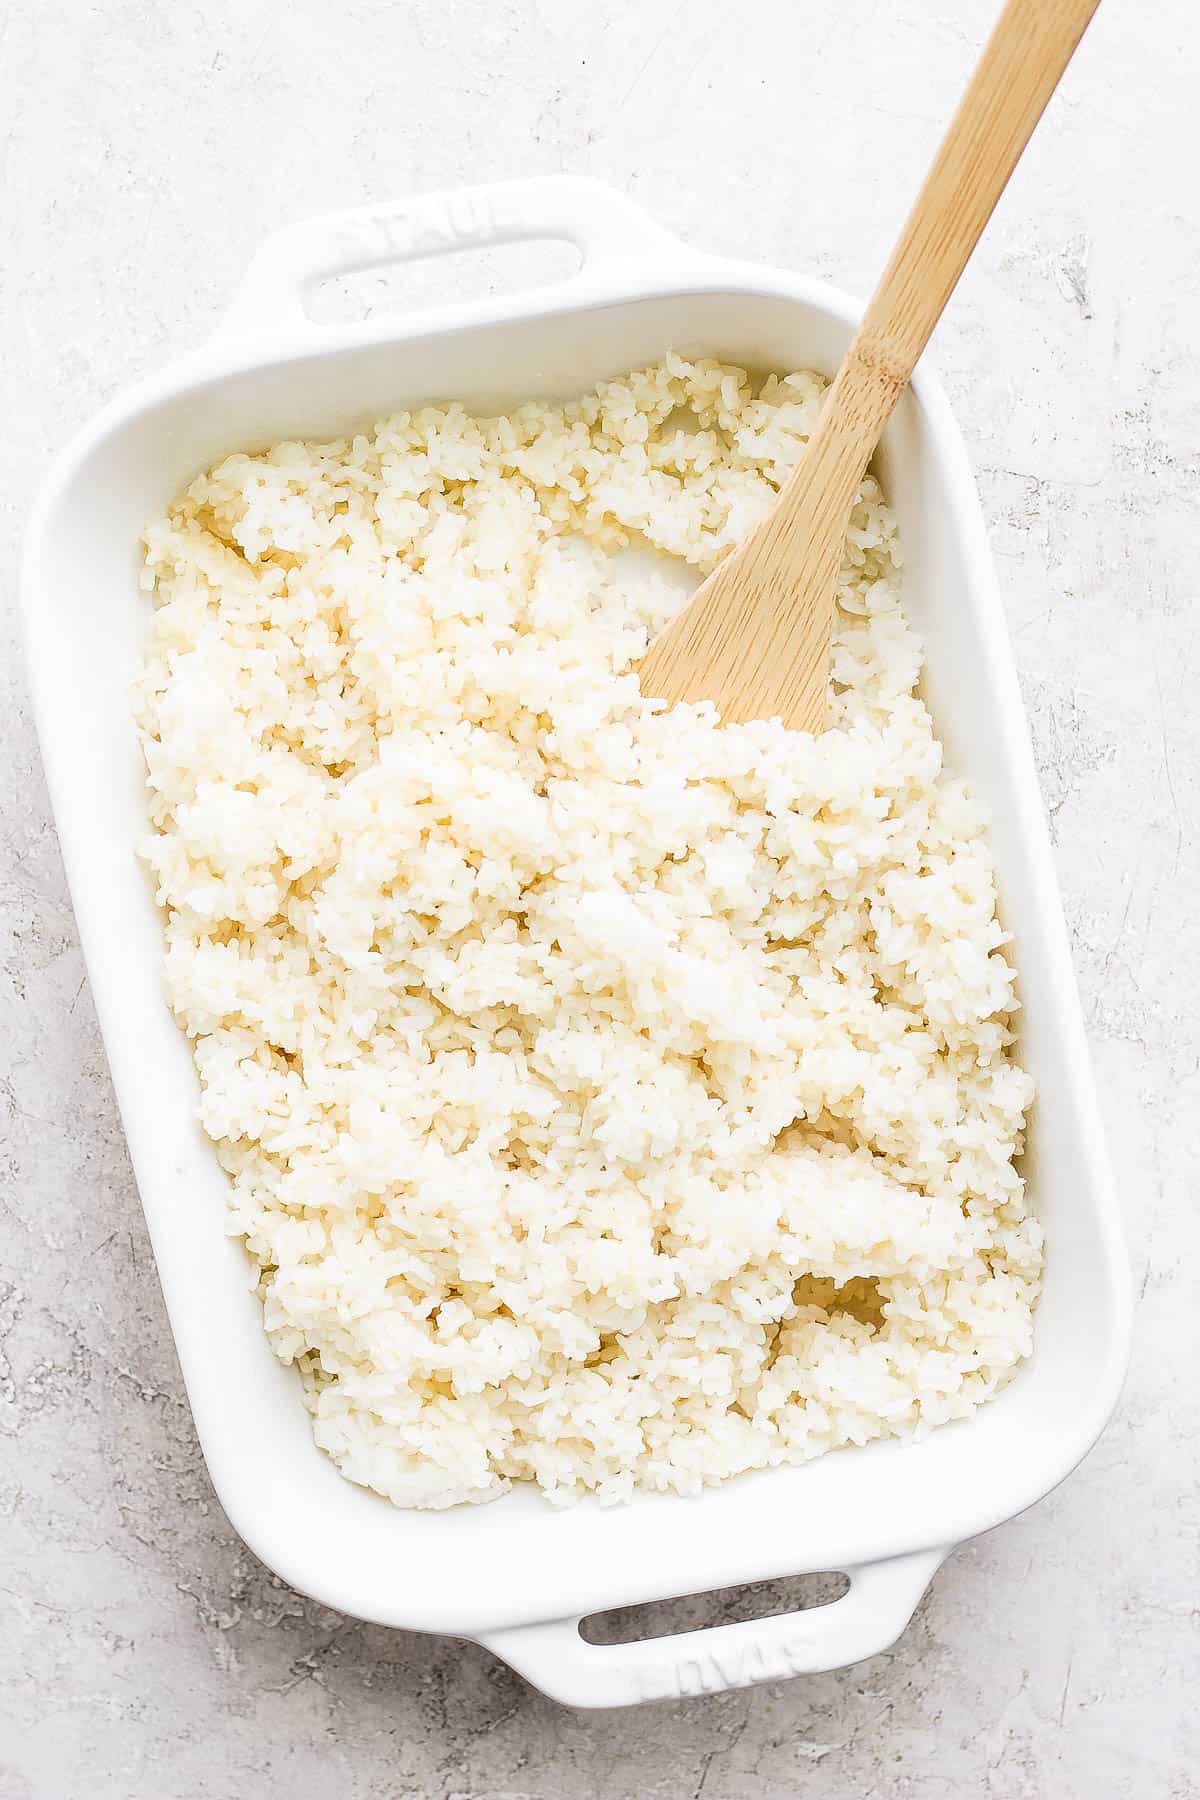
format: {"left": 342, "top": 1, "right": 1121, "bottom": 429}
{"left": 817, "top": 0, "right": 1103, "bottom": 490}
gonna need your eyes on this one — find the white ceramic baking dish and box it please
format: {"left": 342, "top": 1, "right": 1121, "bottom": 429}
{"left": 22, "top": 177, "right": 1131, "bottom": 1708}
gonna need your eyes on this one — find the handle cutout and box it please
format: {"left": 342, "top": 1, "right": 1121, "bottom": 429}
{"left": 304, "top": 235, "right": 583, "bottom": 327}
{"left": 580, "top": 1571, "right": 850, "bottom": 1646}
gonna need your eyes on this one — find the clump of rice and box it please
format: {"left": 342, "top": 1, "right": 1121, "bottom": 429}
{"left": 133, "top": 357, "right": 1040, "bottom": 1510}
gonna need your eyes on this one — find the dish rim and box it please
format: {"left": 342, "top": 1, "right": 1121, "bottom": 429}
{"left": 21, "top": 177, "right": 1132, "bottom": 1700}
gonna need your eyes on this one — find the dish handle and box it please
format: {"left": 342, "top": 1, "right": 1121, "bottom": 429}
{"left": 474, "top": 1546, "right": 948, "bottom": 1709}
{"left": 220, "top": 175, "right": 686, "bottom": 338}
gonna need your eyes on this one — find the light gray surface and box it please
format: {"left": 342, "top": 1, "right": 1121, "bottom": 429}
{"left": 2, "top": 1, "right": 1196, "bottom": 1794}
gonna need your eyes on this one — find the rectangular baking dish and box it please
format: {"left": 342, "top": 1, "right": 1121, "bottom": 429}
{"left": 22, "top": 177, "right": 1131, "bottom": 1708}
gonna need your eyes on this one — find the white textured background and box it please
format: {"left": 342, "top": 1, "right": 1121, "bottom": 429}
{"left": 2, "top": 1, "right": 1197, "bottom": 1794}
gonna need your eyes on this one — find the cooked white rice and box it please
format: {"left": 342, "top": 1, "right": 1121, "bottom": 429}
{"left": 133, "top": 357, "right": 1040, "bottom": 1511}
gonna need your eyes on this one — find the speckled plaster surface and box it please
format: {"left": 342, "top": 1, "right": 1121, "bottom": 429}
{"left": 2, "top": 1, "right": 1197, "bottom": 1794}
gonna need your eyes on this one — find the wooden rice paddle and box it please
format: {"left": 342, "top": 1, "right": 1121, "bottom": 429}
{"left": 638, "top": 0, "right": 1101, "bottom": 732}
